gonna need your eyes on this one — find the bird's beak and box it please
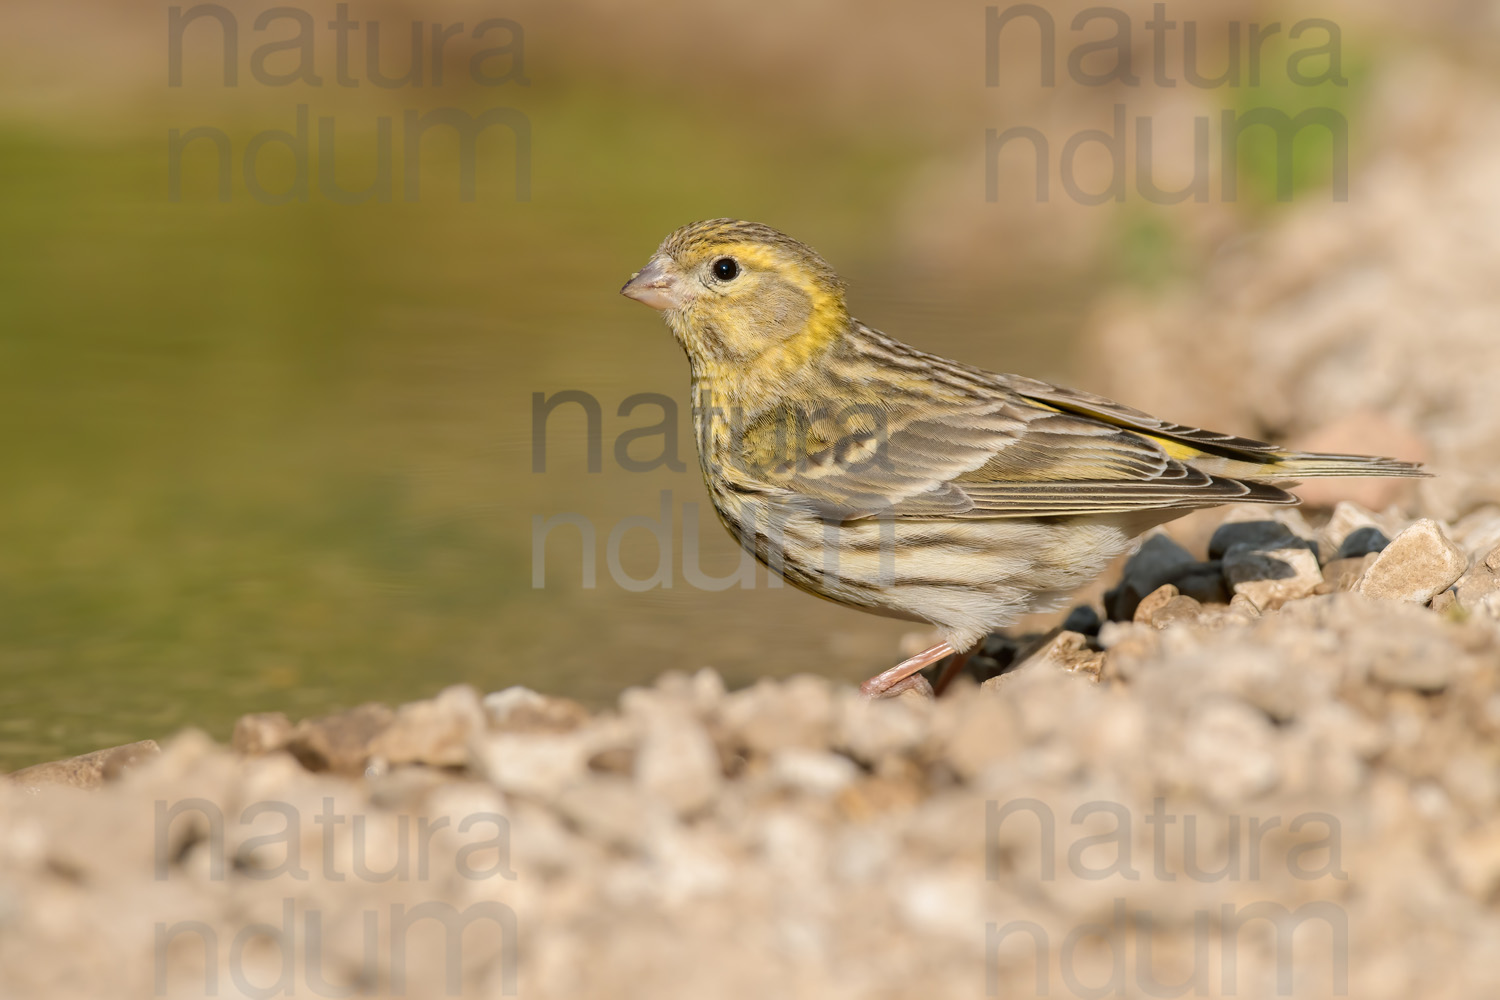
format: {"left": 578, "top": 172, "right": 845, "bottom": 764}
{"left": 620, "top": 257, "right": 683, "bottom": 311}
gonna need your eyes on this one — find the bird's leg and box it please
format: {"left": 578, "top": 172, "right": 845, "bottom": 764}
{"left": 931, "top": 648, "right": 975, "bottom": 696}
{"left": 860, "top": 641, "right": 956, "bottom": 699}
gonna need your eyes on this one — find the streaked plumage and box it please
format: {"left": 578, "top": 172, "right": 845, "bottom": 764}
{"left": 622, "top": 219, "right": 1427, "bottom": 695}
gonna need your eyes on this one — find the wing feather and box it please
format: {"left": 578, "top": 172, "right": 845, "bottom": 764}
{"left": 746, "top": 391, "right": 1294, "bottom": 523}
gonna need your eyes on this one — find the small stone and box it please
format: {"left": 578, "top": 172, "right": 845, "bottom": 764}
{"left": 1320, "top": 500, "right": 1386, "bottom": 562}
{"left": 689, "top": 667, "right": 727, "bottom": 709}
{"left": 285, "top": 703, "right": 394, "bottom": 775}
{"left": 1223, "top": 544, "right": 1323, "bottom": 610}
{"left": 940, "top": 693, "right": 1020, "bottom": 779}
{"left": 369, "top": 685, "right": 485, "bottom": 768}
{"left": 231, "top": 712, "right": 293, "bottom": 755}
{"left": 1182, "top": 701, "right": 1280, "bottom": 802}
{"left": 553, "top": 777, "right": 653, "bottom": 850}
{"left": 6, "top": 740, "right": 160, "bottom": 790}
{"left": 894, "top": 686, "right": 932, "bottom": 709}
{"left": 1209, "top": 519, "right": 1315, "bottom": 561}
{"left": 1095, "top": 621, "right": 1162, "bottom": 681}
{"left": 478, "top": 732, "right": 591, "bottom": 799}
{"left": 1170, "top": 563, "right": 1230, "bottom": 605}
{"left": 1060, "top": 604, "right": 1102, "bottom": 636}
{"left": 1453, "top": 562, "right": 1500, "bottom": 622}
{"left": 1453, "top": 509, "right": 1500, "bottom": 561}
{"left": 366, "top": 761, "right": 452, "bottom": 810}
{"left": 1109, "top": 533, "right": 1198, "bottom": 620}
{"left": 634, "top": 709, "right": 722, "bottom": 817}
{"left": 1359, "top": 519, "right": 1468, "bottom": 604}
{"left": 1149, "top": 594, "right": 1204, "bottom": 629}
{"left": 836, "top": 689, "right": 930, "bottom": 765}
{"left": 1323, "top": 553, "right": 1379, "bottom": 593}
{"left": 1133, "top": 583, "right": 1180, "bottom": 624}
{"left": 1449, "top": 823, "right": 1500, "bottom": 902}
{"left": 995, "top": 630, "right": 1103, "bottom": 682}
{"left": 1487, "top": 544, "right": 1500, "bottom": 574}
{"left": 483, "top": 687, "right": 589, "bottom": 733}
{"left": 722, "top": 676, "right": 834, "bottom": 753}
{"left": 588, "top": 745, "right": 635, "bottom": 775}
{"left": 769, "top": 749, "right": 859, "bottom": 797}
{"left": 1337, "top": 526, "right": 1391, "bottom": 560}
{"left": 1228, "top": 593, "right": 1262, "bottom": 619}
{"left": 1370, "top": 651, "right": 1455, "bottom": 692}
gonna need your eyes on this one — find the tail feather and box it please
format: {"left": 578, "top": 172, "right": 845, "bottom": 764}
{"left": 1270, "top": 451, "right": 1429, "bottom": 479}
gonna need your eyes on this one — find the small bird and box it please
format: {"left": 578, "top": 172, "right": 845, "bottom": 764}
{"left": 621, "top": 220, "right": 1426, "bottom": 697}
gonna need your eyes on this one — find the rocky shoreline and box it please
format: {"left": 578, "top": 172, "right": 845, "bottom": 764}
{"left": 4, "top": 502, "right": 1498, "bottom": 999}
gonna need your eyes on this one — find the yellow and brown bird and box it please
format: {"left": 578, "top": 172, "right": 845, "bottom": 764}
{"left": 621, "top": 219, "right": 1425, "bottom": 697}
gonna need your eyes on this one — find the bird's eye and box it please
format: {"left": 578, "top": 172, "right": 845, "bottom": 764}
{"left": 712, "top": 257, "right": 739, "bottom": 281}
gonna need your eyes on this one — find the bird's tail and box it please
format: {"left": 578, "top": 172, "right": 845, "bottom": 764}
{"left": 1152, "top": 435, "right": 1430, "bottom": 483}
{"left": 1267, "top": 451, "right": 1429, "bottom": 479}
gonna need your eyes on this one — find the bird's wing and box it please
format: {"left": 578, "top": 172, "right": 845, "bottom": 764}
{"left": 743, "top": 393, "right": 1294, "bottom": 523}
{"left": 992, "top": 373, "right": 1285, "bottom": 460}
{"left": 996, "top": 373, "right": 1427, "bottom": 479}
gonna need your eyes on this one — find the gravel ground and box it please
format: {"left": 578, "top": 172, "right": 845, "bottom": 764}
{"left": 3, "top": 498, "right": 1499, "bottom": 1000}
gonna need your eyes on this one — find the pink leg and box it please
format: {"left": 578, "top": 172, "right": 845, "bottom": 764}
{"left": 860, "top": 641, "right": 956, "bottom": 699}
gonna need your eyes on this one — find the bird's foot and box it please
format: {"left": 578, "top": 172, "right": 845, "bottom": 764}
{"left": 860, "top": 640, "right": 957, "bottom": 699}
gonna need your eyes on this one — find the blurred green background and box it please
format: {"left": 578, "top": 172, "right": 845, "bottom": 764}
{"left": 0, "top": 0, "right": 1385, "bottom": 767}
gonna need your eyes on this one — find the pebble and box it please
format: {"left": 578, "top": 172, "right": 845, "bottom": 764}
{"left": 477, "top": 731, "right": 591, "bottom": 799}
{"left": 1131, "top": 583, "right": 1206, "bottom": 630}
{"left": 369, "top": 685, "right": 485, "bottom": 768}
{"left": 1209, "top": 517, "right": 1316, "bottom": 561}
{"left": 1452, "top": 510, "right": 1500, "bottom": 564}
{"left": 1358, "top": 519, "right": 1469, "bottom": 604}
{"left": 1170, "top": 562, "right": 1230, "bottom": 606}
{"left": 1149, "top": 594, "right": 1205, "bottom": 629}
{"left": 1223, "top": 543, "right": 1323, "bottom": 609}
{"left": 231, "top": 712, "right": 293, "bottom": 755}
{"left": 1228, "top": 593, "right": 1263, "bottom": 619}
{"left": 1323, "top": 553, "right": 1378, "bottom": 593}
{"left": 991, "top": 630, "right": 1103, "bottom": 683}
{"left": 484, "top": 686, "right": 590, "bottom": 733}
{"left": 721, "top": 676, "right": 834, "bottom": 753}
{"left": 1454, "top": 561, "right": 1500, "bottom": 621}
{"left": 285, "top": 703, "right": 394, "bottom": 775}
{"left": 939, "top": 692, "right": 1020, "bottom": 780}
{"left": 1320, "top": 500, "right": 1389, "bottom": 562}
{"left": 1108, "top": 533, "right": 1198, "bottom": 620}
{"left": 1060, "top": 604, "right": 1102, "bottom": 636}
{"left": 634, "top": 708, "right": 723, "bottom": 817}
{"left": 1182, "top": 700, "right": 1281, "bottom": 802}
{"left": 768, "top": 749, "right": 859, "bottom": 797}
{"left": 5, "top": 740, "right": 160, "bottom": 790}
{"left": 1337, "top": 525, "right": 1391, "bottom": 559}
{"left": 1369, "top": 652, "right": 1457, "bottom": 692}
{"left": 834, "top": 688, "right": 929, "bottom": 765}
{"left": 1448, "top": 824, "right": 1500, "bottom": 902}
{"left": 1132, "top": 583, "right": 1180, "bottom": 624}
{"left": 554, "top": 777, "right": 655, "bottom": 851}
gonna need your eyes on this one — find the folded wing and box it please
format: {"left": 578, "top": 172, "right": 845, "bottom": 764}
{"left": 750, "top": 393, "right": 1297, "bottom": 523}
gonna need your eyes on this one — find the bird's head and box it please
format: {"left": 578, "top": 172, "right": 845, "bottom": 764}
{"left": 621, "top": 219, "right": 850, "bottom": 376}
